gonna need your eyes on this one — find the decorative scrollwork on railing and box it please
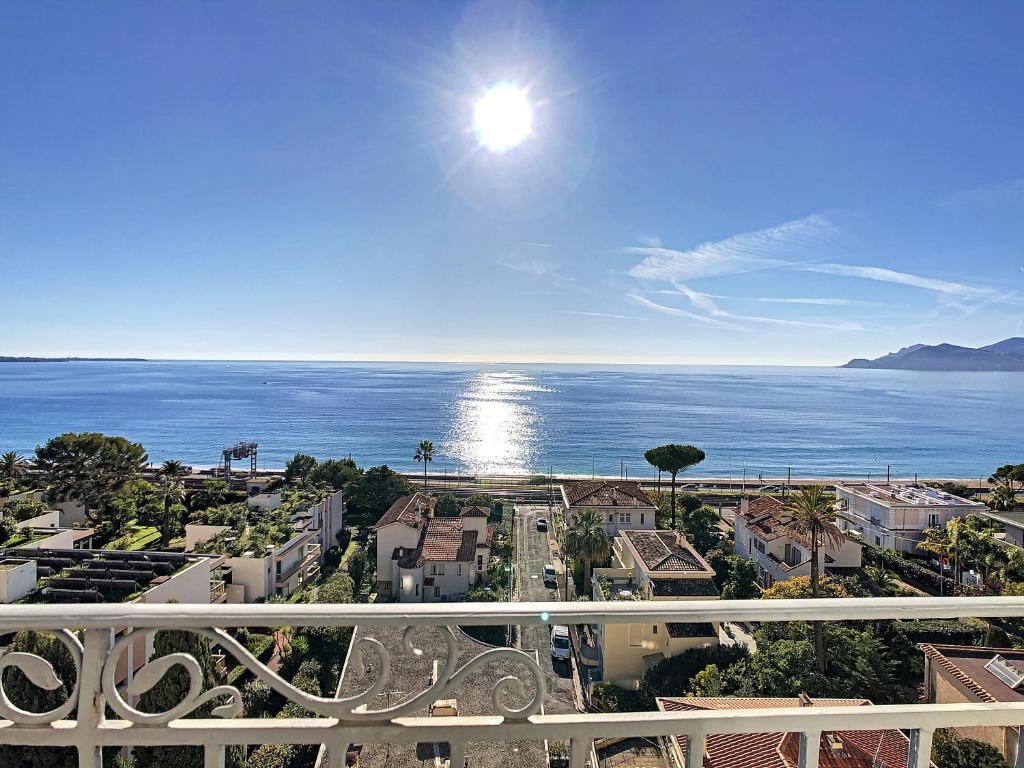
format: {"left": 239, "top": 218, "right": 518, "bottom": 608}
{"left": 0, "top": 629, "right": 83, "bottom": 725}
{"left": 98, "top": 623, "right": 544, "bottom": 724}
{"left": 102, "top": 629, "right": 242, "bottom": 724}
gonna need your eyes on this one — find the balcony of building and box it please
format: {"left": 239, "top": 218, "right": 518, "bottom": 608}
{"left": 1, "top": 597, "right": 1023, "bottom": 768}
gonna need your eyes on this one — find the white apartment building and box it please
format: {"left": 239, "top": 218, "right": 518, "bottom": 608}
{"left": 734, "top": 495, "right": 862, "bottom": 588}
{"left": 185, "top": 488, "right": 343, "bottom": 602}
{"left": 591, "top": 529, "right": 719, "bottom": 687}
{"left": 835, "top": 483, "right": 985, "bottom": 553}
{"left": 374, "top": 492, "right": 491, "bottom": 602}
{"left": 561, "top": 481, "right": 657, "bottom": 537}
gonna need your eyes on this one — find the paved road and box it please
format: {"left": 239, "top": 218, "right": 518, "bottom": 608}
{"left": 514, "top": 502, "right": 578, "bottom": 714}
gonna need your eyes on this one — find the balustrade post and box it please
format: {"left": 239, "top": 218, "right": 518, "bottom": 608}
{"left": 799, "top": 730, "right": 821, "bottom": 768}
{"left": 908, "top": 727, "right": 934, "bottom": 768}
{"left": 75, "top": 628, "right": 109, "bottom": 768}
{"left": 570, "top": 736, "right": 589, "bottom": 768}
{"left": 203, "top": 744, "right": 226, "bottom": 768}
{"left": 685, "top": 732, "right": 706, "bottom": 768}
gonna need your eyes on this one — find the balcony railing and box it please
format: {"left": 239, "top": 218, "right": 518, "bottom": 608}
{"left": 1, "top": 597, "right": 1024, "bottom": 768}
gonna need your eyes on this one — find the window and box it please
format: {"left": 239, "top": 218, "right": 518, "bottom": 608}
{"left": 477, "top": 554, "right": 483, "bottom": 570}
{"left": 640, "top": 513, "right": 644, "bottom": 525}
{"left": 438, "top": 564, "right": 445, "bottom": 576}
{"left": 618, "top": 512, "right": 631, "bottom": 524}
{"left": 457, "top": 564, "right": 462, "bottom": 576}
{"left": 652, "top": 625, "right": 658, "bottom": 635}
{"left": 608, "top": 514, "right": 614, "bottom": 523}
{"left": 748, "top": 539, "right": 752, "bottom": 554}
{"left": 415, "top": 584, "right": 420, "bottom": 597}
{"left": 753, "top": 539, "right": 765, "bottom": 554}
{"left": 431, "top": 564, "right": 437, "bottom": 575}
{"left": 928, "top": 513, "right": 939, "bottom": 528}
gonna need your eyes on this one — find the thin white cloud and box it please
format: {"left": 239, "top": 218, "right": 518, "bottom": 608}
{"left": 672, "top": 282, "right": 862, "bottom": 331}
{"left": 627, "top": 214, "right": 832, "bottom": 281}
{"left": 626, "top": 292, "right": 750, "bottom": 331}
{"left": 937, "top": 178, "right": 1024, "bottom": 209}
{"left": 755, "top": 297, "right": 853, "bottom": 306}
{"left": 795, "top": 262, "right": 996, "bottom": 299}
{"left": 559, "top": 310, "right": 644, "bottom": 320}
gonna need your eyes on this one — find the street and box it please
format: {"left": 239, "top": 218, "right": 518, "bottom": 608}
{"left": 514, "top": 502, "right": 578, "bottom": 714}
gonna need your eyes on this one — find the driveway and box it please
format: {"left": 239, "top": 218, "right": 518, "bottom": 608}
{"left": 514, "top": 502, "right": 578, "bottom": 714}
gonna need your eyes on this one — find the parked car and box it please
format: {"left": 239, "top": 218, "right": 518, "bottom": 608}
{"left": 543, "top": 564, "right": 557, "bottom": 588}
{"left": 536, "top": 517, "right": 548, "bottom": 532}
{"left": 550, "top": 625, "right": 571, "bottom": 661}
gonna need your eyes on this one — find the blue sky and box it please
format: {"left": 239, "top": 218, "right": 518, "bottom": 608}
{"left": 2, "top": 1, "right": 1023, "bottom": 365}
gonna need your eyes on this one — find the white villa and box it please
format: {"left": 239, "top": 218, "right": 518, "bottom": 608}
{"left": 592, "top": 528, "right": 720, "bottom": 687}
{"left": 374, "top": 492, "right": 491, "bottom": 602}
{"left": 734, "top": 495, "right": 862, "bottom": 588}
{"left": 561, "top": 480, "right": 657, "bottom": 537}
{"left": 835, "top": 483, "right": 985, "bottom": 553}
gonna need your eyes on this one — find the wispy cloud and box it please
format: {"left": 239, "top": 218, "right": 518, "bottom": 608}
{"left": 627, "top": 214, "right": 832, "bottom": 281}
{"left": 672, "top": 282, "right": 862, "bottom": 331}
{"left": 559, "top": 310, "right": 644, "bottom": 320}
{"left": 627, "top": 292, "right": 750, "bottom": 331}
{"left": 795, "top": 262, "right": 996, "bottom": 299}
{"left": 937, "top": 178, "right": 1024, "bottom": 209}
{"left": 755, "top": 297, "right": 853, "bottom": 306}
{"left": 496, "top": 250, "right": 575, "bottom": 285}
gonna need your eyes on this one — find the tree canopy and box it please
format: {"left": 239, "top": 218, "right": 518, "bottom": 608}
{"left": 283, "top": 453, "right": 318, "bottom": 485}
{"left": 564, "top": 507, "right": 611, "bottom": 596}
{"left": 644, "top": 444, "right": 705, "bottom": 527}
{"left": 35, "top": 432, "right": 148, "bottom": 524}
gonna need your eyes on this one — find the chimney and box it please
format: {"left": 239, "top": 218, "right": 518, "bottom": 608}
{"left": 798, "top": 692, "right": 813, "bottom": 707}
{"left": 740, "top": 497, "right": 749, "bottom": 517}
{"left": 612, "top": 487, "right": 619, "bottom": 505}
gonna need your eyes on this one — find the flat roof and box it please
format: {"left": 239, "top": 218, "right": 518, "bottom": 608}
{"left": 837, "top": 483, "right": 983, "bottom": 508}
{"left": 981, "top": 509, "right": 1024, "bottom": 530}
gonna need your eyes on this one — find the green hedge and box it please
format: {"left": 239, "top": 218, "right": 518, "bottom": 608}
{"left": 897, "top": 619, "right": 987, "bottom": 646}
{"left": 863, "top": 543, "right": 956, "bottom": 594}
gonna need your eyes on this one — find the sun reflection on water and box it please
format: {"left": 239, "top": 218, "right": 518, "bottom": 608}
{"left": 444, "top": 371, "right": 545, "bottom": 474}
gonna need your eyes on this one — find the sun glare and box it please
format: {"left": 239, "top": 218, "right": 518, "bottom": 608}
{"left": 472, "top": 82, "right": 533, "bottom": 153}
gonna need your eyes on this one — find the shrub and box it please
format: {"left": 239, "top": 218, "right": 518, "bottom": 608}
{"left": 591, "top": 683, "right": 655, "bottom": 712}
{"left": 931, "top": 729, "right": 1009, "bottom": 768}
{"left": 241, "top": 678, "right": 273, "bottom": 718}
{"left": 643, "top": 644, "right": 750, "bottom": 699}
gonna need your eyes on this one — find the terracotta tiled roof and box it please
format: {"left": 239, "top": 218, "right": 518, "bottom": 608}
{"left": 374, "top": 493, "right": 433, "bottom": 529}
{"left": 391, "top": 517, "right": 482, "bottom": 567}
{"left": 665, "top": 622, "right": 718, "bottom": 638}
{"left": 651, "top": 578, "right": 719, "bottom": 597}
{"left": 622, "top": 530, "right": 712, "bottom": 574}
{"left": 737, "top": 496, "right": 820, "bottom": 549}
{"left": 656, "top": 698, "right": 924, "bottom": 768}
{"left": 460, "top": 506, "right": 490, "bottom": 518}
{"left": 563, "top": 481, "right": 655, "bottom": 508}
{"left": 918, "top": 643, "right": 1024, "bottom": 703}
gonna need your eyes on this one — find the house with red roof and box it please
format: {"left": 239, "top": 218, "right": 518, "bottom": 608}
{"left": 592, "top": 529, "right": 720, "bottom": 687}
{"left": 656, "top": 696, "right": 933, "bottom": 768}
{"left": 561, "top": 481, "right": 657, "bottom": 537}
{"left": 734, "top": 495, "right": 861, "bottom": 588}
{"left": 373, "top": 492, "right": 490, "bottom": 601}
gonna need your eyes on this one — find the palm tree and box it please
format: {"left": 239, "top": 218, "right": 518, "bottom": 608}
{"left": 413, "top": 440, "right": 434, "bottom": 488}
{"left": 157, "top": 477, "right": 185, "bottom": 547}
{"left": 865, "top": 565, "right": 894, "bottom": 593}
{"left": 785, "top": 486, "right": 846, "bottom": 674}
{"left": 0, "top": 451, "right": 29, "bottom": 480}
{"left": 160, "top": 459, "right": 185, "bottom": 480}
{"left": 645, "top": 444, "right": 706, "bottom": 528}
{"left": 563, "top": 507, "right": 611, "bottom": 597}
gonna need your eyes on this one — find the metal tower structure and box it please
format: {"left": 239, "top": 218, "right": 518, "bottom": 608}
{"left": 222, "top": 441, "right": 259, "bottom": 479}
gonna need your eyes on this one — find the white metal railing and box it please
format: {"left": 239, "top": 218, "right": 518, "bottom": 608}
{"left": 0, "top": 597, "right": 1023, "bottom": 768}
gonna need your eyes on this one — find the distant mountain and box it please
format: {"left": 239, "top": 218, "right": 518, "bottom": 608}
{"left": 0, "top": 357, "right": 147, "bottom": 363}
{"left": 842, "top": 338, "right": 1024, "bottom": 371}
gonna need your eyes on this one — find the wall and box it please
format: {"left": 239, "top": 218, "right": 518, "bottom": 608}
{"left": 141, "top": 559, "right": 213, "bottom": 606}
{"left": 226, "top": 555, "right": 273, "bottom": 603}
{"left": 421, "top": 560, "right": 475, "bottom": 601}
{"left": 15, "top": 511, "right": 60, "bottom": 530}
{"left": 0, "top": 560, "right": 37, "bottom": 603}
{"left": 18, "top": 529, "right": 75, "bottom": 550}
{"left": 184, "top": 524, "right": 231, "bottom": 551}
{"left": 375, "top": 522, "right": 419, "bottom": 597}
{"left": 571, "top": 505, "right": 656, "bottom": 538}
{"left": 249, "top": 493, "right": 282, "bottom": 511}
{"left": 928, "top": 660, "right": 1014, "bottom": 761}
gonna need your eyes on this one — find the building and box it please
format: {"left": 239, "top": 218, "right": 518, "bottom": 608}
{"left": 14, "top": 510, "right": 94, "bottom": 549}
{"left": 656, "top": 696, "right": 932, "bottom": 768}
{"left": 835, "top": 483, "right": 985, "bottom": 553}
{"left": 733, "top": 495, "right": 861, "bottom": 588}
{"left": 374, "top": 492, "right": 491, "bottom": 602}
{"left": 980, "top": 509, "right": 1024, "bottom": 550}
{"left": 920, "top": 643, "right": 1024, "bottom": 764}
{"left": 591, "top": 529, "right": 719, "bottom": 687}
{"left": 561, "top": 480, "right": 657, "bottom": 537}
{"left": 185, "top": 489, "right": 343, "bottom": 602}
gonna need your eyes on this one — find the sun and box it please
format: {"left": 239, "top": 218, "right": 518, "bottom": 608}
{"left": 472, "top": 82, "right": 533, "bottom": 153}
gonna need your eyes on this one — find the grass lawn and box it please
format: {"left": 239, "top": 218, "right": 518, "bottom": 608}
{"left": 339, "top": 540, "right": 359, "bottom": 565}
{"left": 106, "top": 523, "right": 161, "bottom": 551}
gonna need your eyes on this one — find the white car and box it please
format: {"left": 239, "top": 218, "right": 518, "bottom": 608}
{"left": 550, "top": 625, "right": 571, "bottom": 661}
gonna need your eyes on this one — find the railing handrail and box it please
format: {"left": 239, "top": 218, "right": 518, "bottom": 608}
{"left": 1, "top": 595, "right": 1023, "bottom": 630}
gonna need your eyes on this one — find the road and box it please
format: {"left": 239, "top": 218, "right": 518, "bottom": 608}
{"left": 514, "top": 502, "right": 578, "bottom": 714}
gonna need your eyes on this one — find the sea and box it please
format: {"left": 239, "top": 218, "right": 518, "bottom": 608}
{"left": 0, "top": 361, "right": 1020, "bottom": 480}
